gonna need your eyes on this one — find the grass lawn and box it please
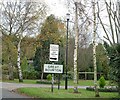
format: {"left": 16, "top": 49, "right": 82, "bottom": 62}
{"left": 17, "top": 87, "right": 120, "bottom": 99}
{"left": 2, "top": 79, "right": 112, "bottom": 86}
{"left": 2, "top": 79, "right": 37, "bottom": 84}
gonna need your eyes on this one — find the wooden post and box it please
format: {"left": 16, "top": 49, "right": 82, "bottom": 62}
{"left": 51, "top": 74, "right": 54, "bottom": 92}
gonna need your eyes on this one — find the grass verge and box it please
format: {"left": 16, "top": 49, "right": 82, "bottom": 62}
{"left": 2, "top": 79, "right": 112, "bottom": 86}
{"left": 17, "top": 87, "right": 120, "bottom": 99}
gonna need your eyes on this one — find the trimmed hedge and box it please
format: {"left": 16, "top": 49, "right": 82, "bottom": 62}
{"left": 36, "top": 80, "right": 59, "bottom": 84}
{"left": 86, "top": 86, "right": 118, "bottom": 92}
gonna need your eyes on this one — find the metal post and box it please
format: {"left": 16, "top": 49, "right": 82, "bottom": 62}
{"left": 65, "top": 16, "right": 69, "bottom": 90}
{"left": 58, "top": 74, "right": 60, "bottom": 90}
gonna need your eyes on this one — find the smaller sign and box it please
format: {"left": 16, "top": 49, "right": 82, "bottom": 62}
{"left": 44, "top": 64, "right": 63, "bottom": 73}
{"left": 49, "top": 44, "right": 59, "bottom": 61}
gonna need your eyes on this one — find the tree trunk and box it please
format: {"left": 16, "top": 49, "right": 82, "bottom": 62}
{"left": 93, "top": 0, "right": 99, "bottom": 97}
{"left": 73, "top": 2, "right": 79, "bottom": 93}
{"left": 17, "top": 39, "right": 23, "bottom": 82}
{"left": 41, "top": 69, "right": 44, "bottom": 80}
{"left": 9, "top": 65, "right": 14, "bottom": 80}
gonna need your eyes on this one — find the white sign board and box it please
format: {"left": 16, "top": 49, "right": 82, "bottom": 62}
{"left": 49, "top": 44, "right": 59, "bottom": 61}
{"left": 44, "top": 64, "right": 63, "bottom": 73}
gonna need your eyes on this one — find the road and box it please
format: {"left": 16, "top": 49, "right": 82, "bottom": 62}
{"left": 0, "top": 82, "right": 88, "bottom": 99}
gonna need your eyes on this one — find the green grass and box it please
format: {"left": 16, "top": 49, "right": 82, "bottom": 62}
{"left": 2, "top": 79, "right": 113, "bottom": 86}
{"left": 2, "top": 79, "right": 37, "bottom": 84}
{"left": 17, "top": 87, "right": 120, "bottom": 98}
{"left": 61, "top": 80, "right": 101, "bottom": 86}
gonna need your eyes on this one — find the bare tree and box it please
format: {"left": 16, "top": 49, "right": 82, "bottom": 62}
{"left": 92, "top": 0, "right": 99, "bottom": 97}
{"left": 97, "top": 0, "right": 119, "bottom": 45}
{"left": 1, "top": 1, "right": 46, "bottom": 82}
{"left": 73, "top": 2, "right": 79, "bottom": 93}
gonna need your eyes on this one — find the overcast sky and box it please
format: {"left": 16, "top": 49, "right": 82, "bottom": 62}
{"left": 44, "top": 0, "right": 68, "bottom": 18}
{"left": 1, "top": 0, "right": 119, "bottom": 43}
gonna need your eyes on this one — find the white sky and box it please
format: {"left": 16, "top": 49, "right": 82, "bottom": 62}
{"left": 44, "top": 0, "right": 68, "bottom": 18}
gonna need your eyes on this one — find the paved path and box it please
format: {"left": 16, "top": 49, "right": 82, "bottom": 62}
{"left": 0, "top": 82, "right": 89, "bottom": 99}
{"left": 1, "top": 82, "right": 88, "bottom": 91}
{"left": 2, "top": 88, "right": 30, "bottom": 99}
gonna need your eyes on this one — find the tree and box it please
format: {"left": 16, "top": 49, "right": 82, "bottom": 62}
{"left": 97, "top": 0, "right": 120, "bottom": 95}
{"left": 104, "top": 42, "right": 120, "bottom": 95}
{"left": 21, "top": 36, "right": 36, "bottom": 60}
{"left": 33, "top": 14, "right": 66, "bottom": 79}
{"left": 1, "top": 1, "right": 46, "bottom": 82}
{"left": 2, "top": 34, "right": 17, "bottom": 80}
{"left": 73, "top": 2, "right": 79, "bottom": 93}
{"left": 92, "top": 0, "right": 99, "bottom": 97}
{"left": 96, "top": 43, "right": 109, "bottom": 79}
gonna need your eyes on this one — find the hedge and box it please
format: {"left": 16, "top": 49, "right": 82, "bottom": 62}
{"left": 86, "top": 86, "right": 118, "bottom": 92}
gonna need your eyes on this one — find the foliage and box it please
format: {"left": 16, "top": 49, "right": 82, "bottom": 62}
{"left": 62, "top": 71, "right": 74, "bottom": 80}
{"left": 1, "top": 1, "right": 47, "bottom": 82}
{"left": 23, "top": 70, "right": 39, "bottom": 79}
{"left": 33, "top": 47, "right": 42, "bottom": 71}
{"left": 21, "top": 57, "right": 28, "bottom": 71}
{"left": 78, "top": 43, "right": 109, "bottom": 80}
{"left": 104, "top": 42, "right": 120, "bottom": 95}
{"left": 86, "top": 87, "right": 118, "bottom": 92}
{"left": 99, "top": 76, "right": 106, "bottom": 88}
{"left": 67, "top": 71, "right": 74, "bottom": 80}
{"left": 2, "top": 64, "right": 9, "bottom": 80}
{"left": 36, "top": 80, "right": 58, "bottom": 84}
{"left": 2, "top": 34, "right": 17, "bottom": 65}
{"left": 33, "top": 14, "right": 65, "bottom": 78}
{"left": 21, "top": 37, "right": 36, "bottom": 60}
{"left": 21, "top": 57, "right": 39, "bottom": 79}
{"left": 46, "top": 74, "right": 52, "bottom": 81}
{"left": 23, "top": 65, "right": 39, "bottom": 79}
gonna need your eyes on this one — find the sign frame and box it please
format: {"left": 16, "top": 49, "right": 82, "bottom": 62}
{"left": 49, "top": 44, "right": 59, "bottom": 62}
{"left": 44, "top": 64, "right": 63, "bottom": 74}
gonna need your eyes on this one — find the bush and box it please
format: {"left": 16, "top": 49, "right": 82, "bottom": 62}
{"left": 99, "top": 76, "right": 106, "bottom": 88}
{"left": 36, "top": 80, "right": 58, "bottom": 84}
{"left": 62, "top": 71, "right": 74, "bottom": 80}
{"left": 86, "top": 86, "right": 118, "bottom": 92}
{"left": 22, "top": 70, "right": 39, "bottom": 79}
{"left": 47, "top": 74, "right": 52, "bottom": 81}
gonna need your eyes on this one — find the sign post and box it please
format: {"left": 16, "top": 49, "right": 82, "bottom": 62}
{"left": 44, "top": 44, "right": 63, "bottom": 92}
{"left": 51, "top": 74, "right": 54, "bottom": 92}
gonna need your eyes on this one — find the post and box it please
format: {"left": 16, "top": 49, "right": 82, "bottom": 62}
{"left": 58, "top": 74, "right": 60, "bottom": 90}
{"left": 65, "top": 13, "right": 70, "bottom": 90}
{"left": 51, "top": 74, "right": 54, "bottom": 92}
